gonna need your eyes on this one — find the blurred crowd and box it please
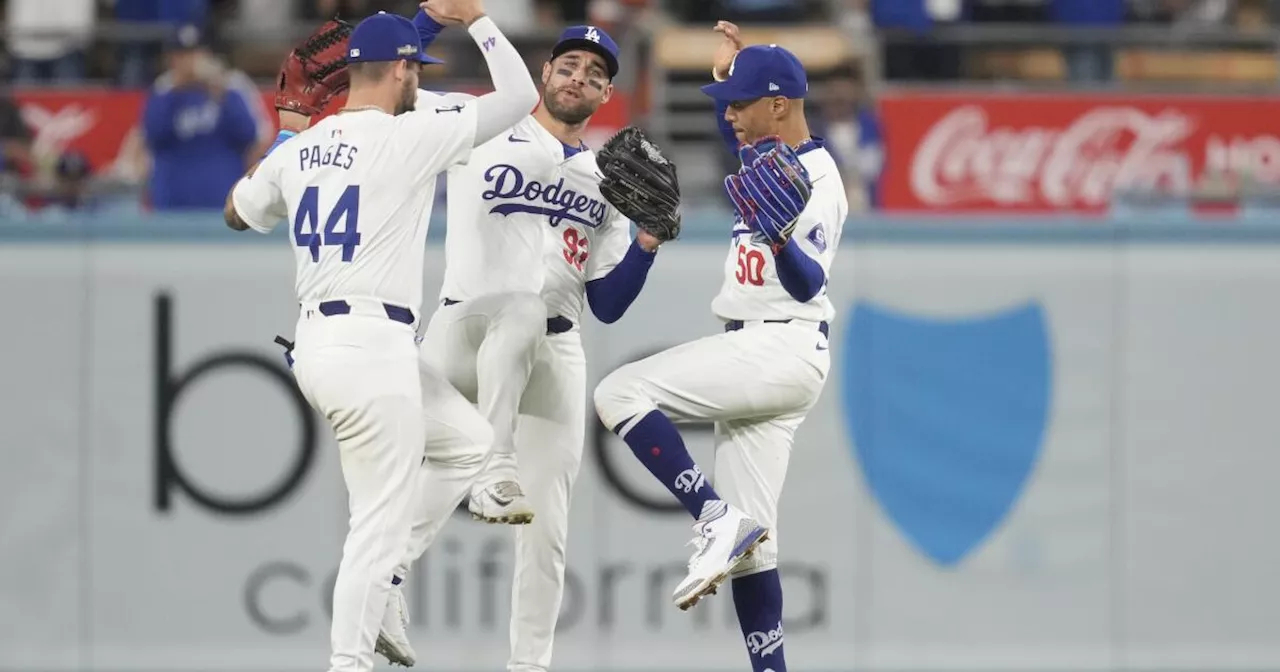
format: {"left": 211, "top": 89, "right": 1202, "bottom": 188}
{"left": 0, "top": 0, "right": 1273, "bottom": 218}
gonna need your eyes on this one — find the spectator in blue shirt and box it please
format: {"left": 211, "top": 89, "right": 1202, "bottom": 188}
{"left": 141, "top": 24, "right": 258, "bottom": 211}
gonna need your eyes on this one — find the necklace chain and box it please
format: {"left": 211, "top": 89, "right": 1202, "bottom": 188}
{"left": 339, "top": 104, "right": 386, "bottom": 114}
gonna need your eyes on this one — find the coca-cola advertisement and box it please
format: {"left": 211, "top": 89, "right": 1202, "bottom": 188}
{"left": 879, "top": 91, "right": 1280, "bottom": 212}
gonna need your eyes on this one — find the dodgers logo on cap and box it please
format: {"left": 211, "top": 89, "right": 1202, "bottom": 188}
{"left": 552, "top": 25, "right": 620, "bottom": 78}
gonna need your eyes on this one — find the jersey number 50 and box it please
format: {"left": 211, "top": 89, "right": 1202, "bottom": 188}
{"left": 294, "top": 185, "right": 361, "bottom": 262}
{"left": 735, "top": 244, "right": 766, "bottom": 286}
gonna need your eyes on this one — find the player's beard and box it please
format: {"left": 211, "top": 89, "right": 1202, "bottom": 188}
{"left": 395, "top": 77, "right": 416, "bottom": 116}
{"left": 543, "top": 84, "right": 596, "bottom": 125}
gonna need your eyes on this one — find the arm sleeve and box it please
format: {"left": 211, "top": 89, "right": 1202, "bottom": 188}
{"left": 413, "top": 9, "right": 445, "bottom": 48}
{"left": 774, "top": 178, "right": 845, "bottom": 303}
{"left": 585, "top": 240, "right": 657, "bottom": 324}
{"left": 585, "top": 212, "right": 650, "bottom": 324}
{"left": 231, "top": 154, "right": 287, "bottom": 233}
{"left": 773, "top": 240, "right": 825, "bottom": 303}
{"left": 465, "top": 17, "right": 539, "bottom": 145}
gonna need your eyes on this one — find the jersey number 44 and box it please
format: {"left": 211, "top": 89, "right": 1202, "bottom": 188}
{"left": 294, "top": 185, "right": 362, "bottom": 262}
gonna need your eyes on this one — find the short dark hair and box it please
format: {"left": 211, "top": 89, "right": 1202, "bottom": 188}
{"left": 348, "top": 61, "right": 394, "bottom": 84}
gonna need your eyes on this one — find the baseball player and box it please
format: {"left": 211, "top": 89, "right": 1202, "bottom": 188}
{"left": 591, "top": 21, "right": 846, "bottom": 672}
{"left": 222, "top": 3, "right": 540, "bottom": 671}
{"left": 372, "top": 18, "right": 682, "bottom": 672}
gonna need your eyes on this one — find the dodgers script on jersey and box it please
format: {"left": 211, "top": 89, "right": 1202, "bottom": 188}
{"left": 232, "top": 99, "right": 479, "bottom": 316}
{"left": 713, "top": 143, "right": 847, "bottom": 322}
{"left": 437, "top": 112, "right": 631, "bottom": 322}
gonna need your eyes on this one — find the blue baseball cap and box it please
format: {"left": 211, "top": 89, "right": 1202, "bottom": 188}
{"left": 551, "top": 25, "right": 619, "bottom": 78}
{"left": 348, "top": 12, "right": 443, "bottom": 65}
{"left": 700, "top": 44, "right": 808, "bottom": 102}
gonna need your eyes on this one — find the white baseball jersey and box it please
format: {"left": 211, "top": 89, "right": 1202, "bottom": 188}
{"left": 711, "top": 143, "right": 847, "bottom": 323}
{"left": 231, "top": 97, "right": 479, "bottom": 317}
{"left": 438, "top": 112, "right": 631, "bottom": 322}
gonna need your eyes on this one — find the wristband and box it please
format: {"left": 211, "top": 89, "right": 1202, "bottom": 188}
{"left": 264, "top": 129, "right": 297, "bottom": 158}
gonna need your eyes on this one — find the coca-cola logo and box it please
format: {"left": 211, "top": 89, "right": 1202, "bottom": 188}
{"left": 910, "top": 105, "right": 1198, "bottom": 207}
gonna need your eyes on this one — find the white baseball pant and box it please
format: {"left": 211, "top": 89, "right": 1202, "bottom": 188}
{"left": 400, "top": 321, "right": 587, "bottom": 672}
{"left": 429, "top": 292, "right": 549, "bottom": 485}
{"left": 290, "top": 302, "right": 492, "bottom": 672}
{"left": 592, "top": 319, "right": 830, "bottom": 575}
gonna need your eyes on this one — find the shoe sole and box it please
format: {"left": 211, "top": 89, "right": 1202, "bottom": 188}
{"left": 675, "top": 526, "right": 770, "bottom": 612}
{"left": 469, "top": 510, "right": 534, "bottom": 525}
{"left": 374, "top": 634, "right": 415, "bottom": 667}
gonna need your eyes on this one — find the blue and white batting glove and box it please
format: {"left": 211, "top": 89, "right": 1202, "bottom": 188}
{"left": 724, "top": 139, "right": 812, "bottom": 252}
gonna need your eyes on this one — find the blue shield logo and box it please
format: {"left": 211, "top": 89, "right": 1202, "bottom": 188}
{"left": 842, "top": 300, "right": 1052, "bottom": 567}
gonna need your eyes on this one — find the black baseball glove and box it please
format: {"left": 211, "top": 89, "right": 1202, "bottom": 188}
{"left": 595, "top": 126, "right": 682, "bottom": 242}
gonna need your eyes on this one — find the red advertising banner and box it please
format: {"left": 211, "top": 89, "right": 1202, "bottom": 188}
{"left": 878, "top": 91, "right": 1280, "bottom": 212}
{"left": 11, "top": 87, "right": 630, "bottom": 175}
{"left": 14, "top": 89, "right": 148, "bottom": 171}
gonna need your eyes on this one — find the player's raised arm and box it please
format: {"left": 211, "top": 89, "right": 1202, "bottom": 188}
{"left": 420, "top": 0, "right": 538, "bottom": 145}
{"left": 709, "top": 21, "right": 746, "bottom": 157}
{"left": 409, "top": 7, "right": 477, "bottom": 111}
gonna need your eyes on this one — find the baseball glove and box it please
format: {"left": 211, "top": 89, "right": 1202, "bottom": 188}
{"left": 724, "top": 137, "right": 812, "bottom": 251}
{"left": 275, "top": 17, "right": 355, "bottom": 117}
{"left": 595, "top": 126, "right": 682, "bottom": 242}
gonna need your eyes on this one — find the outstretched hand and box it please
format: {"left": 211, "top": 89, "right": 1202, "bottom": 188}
{"left": 421, "top": 0, "right": 485, "bottom": 26}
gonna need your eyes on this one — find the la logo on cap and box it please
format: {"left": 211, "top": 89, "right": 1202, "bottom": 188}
{"left": 585, "top": 26, "right": 601, "bottom": 42}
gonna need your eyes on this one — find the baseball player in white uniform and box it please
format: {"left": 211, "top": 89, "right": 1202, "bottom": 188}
{"left": 592, "top": 23, "right": 846, "bottom": 672}
{"left": 372, "top": 20, "right": 665, "bottom": 672}
{"left": 222, "top": 4, "right": 539, "bottom": 672}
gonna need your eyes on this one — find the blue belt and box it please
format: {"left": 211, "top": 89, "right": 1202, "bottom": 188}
{"left": 276, "top": 300, "right": 416, "bottom": 370}
{"left": 442, "top": 298, "right": 574, "bottom": 335}
{"left": 318, "top": 299, "right": 415, "bottom": 325}
{"left": 725, "top": 318, "right": 829, "bottom": 338}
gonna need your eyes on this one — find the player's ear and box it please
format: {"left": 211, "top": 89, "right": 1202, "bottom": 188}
{"left": 771, "top": 96, "right": 788, "bottom": 119}
{"left": 600, "top": 82, "right": 614, "bottom": 105}
{"left": 541, "top": 61, "right": 551, "bottom": 86}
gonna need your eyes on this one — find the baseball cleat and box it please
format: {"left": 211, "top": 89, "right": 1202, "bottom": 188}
{"left": 672, "top": 500, "right": 768, "bottom": 611}
{"left": 467, "top": 480, "right": 535, "bottom": 524}
{"left": 374, "top": 585, "right": 417, "bottom": 667}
